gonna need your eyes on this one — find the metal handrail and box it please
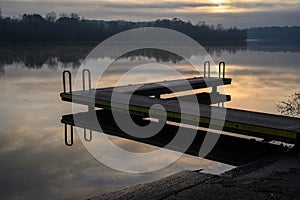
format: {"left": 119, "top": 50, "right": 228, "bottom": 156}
{"left": 219, "top": 62, "right": 226, "bottom": 78}
{"left": 63, "top": 71, "right": 72, "bottom": 93}
{"left": 82, "top": 69, "right": 91, "bottom": 91}
{"left": 204, "top": 61, "right": 210, "bottom": 78}
{"left": 65, "top": 124, "right": 73, "bottom": 146}
{"left": 84, "top": 128, "right": 92, "bottom": 142}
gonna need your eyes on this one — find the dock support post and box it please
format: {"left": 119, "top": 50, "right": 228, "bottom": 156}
{"left": 82, "top": 69, "right": 91, "bottom": 91}
{"left": 219, "top": 62, "right": 226, "bottom": 78}
{"left": 82, "top": 69, "right": 93, "bottom": 112}
{"left": 64, "top": 124, "right": 73, "bottom": 146}
{"left": 84, "top": 128, "right": 93, "bottom": 142}
{"left": 204, "top": 61, "right": 210, "bottom": 78}
{"left": 63, "top": 71, "right": 72, "bottom": 94}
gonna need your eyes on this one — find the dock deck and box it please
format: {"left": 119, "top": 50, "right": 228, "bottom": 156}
{"left": 60, "top": 70, "right": 300, "bottom": 144}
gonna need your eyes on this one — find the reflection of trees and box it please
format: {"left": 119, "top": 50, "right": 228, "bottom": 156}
{"left": 1, "top": 42, "right": 299, "bottom": 74}
{"left": 0, "top": 44, "right": 248, "bottom": 73}
{"left": 120, "top": 49, "right": 184, "bottom": 63}
{"left": 277, "top": 92, "right": 300, "bottom": 117}
{"left": 0, "top": 43, "right": 95, "bottom": 71}
{"left": 206, "top": 46, "right": 247, "bottom": 56}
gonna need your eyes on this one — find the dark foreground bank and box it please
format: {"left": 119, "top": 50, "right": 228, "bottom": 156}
{"left": 88, "top": 152, "right": 300, "bottom": 200}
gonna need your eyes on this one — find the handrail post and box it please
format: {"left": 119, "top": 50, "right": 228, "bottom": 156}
{"left": 219, "top": 62, "right": 226, "bottom": 78}
{"left": 84, "top": 128, "right": 92, "bottom": 142}
{"left": 63, "top": 71, "right": 72, "bottom": 93}
{"left": 65, "top": 124, "right": 73, "bottom": 146}
{"left": 204, "top": 61, "right": 210, "bottom": 78}
{"left": 82, "top": 69, "right": 91, "bottom": 91}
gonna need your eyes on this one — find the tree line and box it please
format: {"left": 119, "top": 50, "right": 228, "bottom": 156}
{"left": 248, "top": 27, "right": 300, "bottom": 40}
{"left": 0, "top": 13, "right": 247, "bottom": 42}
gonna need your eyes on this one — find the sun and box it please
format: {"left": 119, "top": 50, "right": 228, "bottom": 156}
{"left": 209, "top": 0, "right": 228, "bottom": 13}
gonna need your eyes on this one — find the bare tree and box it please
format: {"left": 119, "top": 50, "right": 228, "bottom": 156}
{"left": 196, "top": 21, "right": 206, "bottom": 27}
{"left": 217, "top": 24, "right": 224, "bottom": 31}
{"left": 277, "top": 92, "right": 300, "bottom": 117}
{"left": 60, "top": 13, "right": 68, "bottom": 18}
{"left": 45, "top": 11, "right": 57, "bottom": 22}
{"left": 70, "top": 13, "right": 80, "bottom": 20}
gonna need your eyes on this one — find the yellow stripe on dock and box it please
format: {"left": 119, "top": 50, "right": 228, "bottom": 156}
{"left": 61, "top": 92, "right": 299, "bottom": 142}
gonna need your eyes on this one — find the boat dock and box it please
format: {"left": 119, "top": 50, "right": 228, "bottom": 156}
{"left": 60, "top": 62, "right": 300, "bottom": 144}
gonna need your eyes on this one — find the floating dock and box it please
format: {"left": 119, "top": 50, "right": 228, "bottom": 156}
{"left": 60, "top": 62, "right": 300, "bottom": 144}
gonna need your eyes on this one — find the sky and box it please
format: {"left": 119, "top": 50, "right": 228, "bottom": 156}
{"left": 0, "top": 0, "right": 300, "bottom": 28}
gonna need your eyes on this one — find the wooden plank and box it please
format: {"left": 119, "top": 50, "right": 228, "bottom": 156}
{"left": 96, "top": 77, "right": 232, "bottom": 96}
{"left": 165, "top": 92, "right": 231, "bottom": 105}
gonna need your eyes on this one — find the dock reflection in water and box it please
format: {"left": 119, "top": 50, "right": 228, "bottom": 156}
{"left": 61, "top": 109, "right": 287, "bottom": 167}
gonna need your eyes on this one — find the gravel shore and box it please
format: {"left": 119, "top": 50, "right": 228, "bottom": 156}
{"left": 89, "top": 152, "right": 300, "bottom": 200}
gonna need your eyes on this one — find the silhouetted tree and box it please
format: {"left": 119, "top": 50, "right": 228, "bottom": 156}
{"left": 277, "top": 92, "right": 300, "bottom": 117}
{"left": 45, "top": 12, "right": 57, "bottom": 22}
{"left": 70, "top": 13, "right": 80, "bottom": 20}
{"left": 60, "top": 13, "right": 68, "bottom": 18}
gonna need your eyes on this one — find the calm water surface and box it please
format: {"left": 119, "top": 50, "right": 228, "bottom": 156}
{"left": 0, "top": 43, "right": 299, "bottom": 199}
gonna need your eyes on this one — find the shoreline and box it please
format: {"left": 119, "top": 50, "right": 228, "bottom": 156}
{"left": 89, "top": 152, "right": 300, "bottom": 200}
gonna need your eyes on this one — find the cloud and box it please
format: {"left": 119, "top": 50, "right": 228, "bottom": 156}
{"left": 224, "top": 1, "right": 300, "bottom": 9}
{"left": 0, "top": 0, "right": 219, "bottom": 9}
{"left": 100, "top": 1, "right": 219, "bottom": 9}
